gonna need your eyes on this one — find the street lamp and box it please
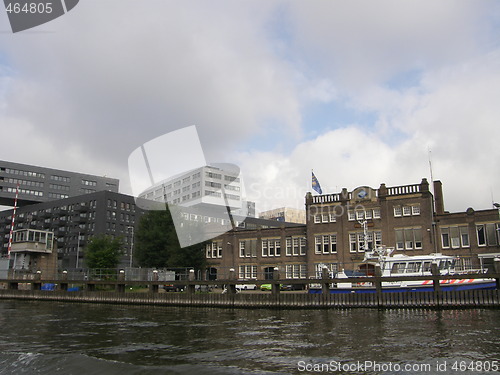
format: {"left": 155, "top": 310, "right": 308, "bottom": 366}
{"left": 127, "top": 226, "right": 134, "bottom": 268}
{"left": 76, "top": 231, "right": 81, "bottom": 269}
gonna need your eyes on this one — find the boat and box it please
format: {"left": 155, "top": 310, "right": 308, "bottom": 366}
{"left": 309, "top": 220, "right": 496, "bottom": 294}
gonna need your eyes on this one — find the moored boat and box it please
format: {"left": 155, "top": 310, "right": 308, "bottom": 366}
{"left": 309, "top": 248, "right": 496, "bottom": 293}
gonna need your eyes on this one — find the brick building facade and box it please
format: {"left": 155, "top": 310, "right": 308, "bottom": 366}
{"left": 205, "top": 178, "right": 500, "bottom": 282}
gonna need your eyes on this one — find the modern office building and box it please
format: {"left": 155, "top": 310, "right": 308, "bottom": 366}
{"left": 0, "top": 160, "right": 119, "bottom": 207}
{"left": 0, "top": 190, "right": 143, "bottom": 269}
{"left": 137, "top": 165, "right": 255, "bottom": 217}
{"left": 259, "top": 207, "right": 306, "bottom": 224}
{"left": 205, "top": 178, "right": 500, "bottom": 282}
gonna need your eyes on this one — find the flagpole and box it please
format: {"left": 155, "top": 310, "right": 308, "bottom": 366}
{"left": 7, "top": 183, "right": 20, "bottom": 259}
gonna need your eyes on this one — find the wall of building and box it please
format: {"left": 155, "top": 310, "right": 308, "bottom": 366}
{"left": 0, "top": 160, "right": 119, "bottom": 207}
{"left": 0, "top": 191, "right": 143, "bottom": 269}
{"left": 205, "top": 178, "right": 500, "bottom": 281}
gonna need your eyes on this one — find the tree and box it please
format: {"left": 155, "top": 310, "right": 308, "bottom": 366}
{"left": 134, "top": 206, "right": 206, "bottom": 270}
{"left": 84, "top": 235, "right": 123, "bottom": 269}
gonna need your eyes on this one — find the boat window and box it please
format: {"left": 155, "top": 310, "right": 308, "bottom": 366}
{"left": 423, "top": 262, "right": 432, "bottom": 272}
{"left": 391, "top": 263, "right": 406, "bottom": 274}
{"left": 439, "top": 260, "right": 452, "bottom": 270}
{"left": 406, "top": 262, "right": 421, "bottom": 273}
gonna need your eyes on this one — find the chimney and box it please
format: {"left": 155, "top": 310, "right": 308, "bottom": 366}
{"left": 433, "top": 180, "right": 444, "bottom": 214}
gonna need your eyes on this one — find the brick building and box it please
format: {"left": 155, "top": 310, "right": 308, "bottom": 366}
{"left": 205, "top": 178, "right": 500, "bottom": 282}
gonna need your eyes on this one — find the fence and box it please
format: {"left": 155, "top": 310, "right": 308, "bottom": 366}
{"left": 0, "top": 289, "right": 498, "bottom": 309}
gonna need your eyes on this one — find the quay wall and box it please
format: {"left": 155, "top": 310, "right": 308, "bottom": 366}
{"left": 0, "top": 289, "right": 499, "bottom": 309}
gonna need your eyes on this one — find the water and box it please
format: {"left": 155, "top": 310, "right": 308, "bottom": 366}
{"left": 0, "top": 301, "right": 498, "bottom": 374}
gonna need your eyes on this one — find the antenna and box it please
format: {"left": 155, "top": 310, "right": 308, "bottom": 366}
{"left": 428, "top": 148, "right": 434, "bottom": 188}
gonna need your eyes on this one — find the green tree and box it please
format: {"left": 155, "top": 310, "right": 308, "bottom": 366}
{"left": 135, "top": 206, "right": 206, "bottom": 270}
{"left": 84, "top": 235, "right": 123, "bottom": 269}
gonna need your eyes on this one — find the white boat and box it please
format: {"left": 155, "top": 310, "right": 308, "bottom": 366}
{"left": 309, "top": 220, "right": 496, "bottom": 294}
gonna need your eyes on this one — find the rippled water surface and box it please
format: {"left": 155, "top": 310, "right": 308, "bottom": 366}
{"left": 0, "top": 301, "right": 498, "bottom": 374}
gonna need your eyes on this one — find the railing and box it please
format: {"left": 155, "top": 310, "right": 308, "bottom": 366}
{"left": 386, "top": 184, "right": 421, "bottom": 196}
{"left": 312, "top": 193, "right": 344, "bottom": 204}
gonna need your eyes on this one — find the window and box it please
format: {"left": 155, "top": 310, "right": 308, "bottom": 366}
{"left": 348, "top": 211, "right": 356, "bottom": 221}
{"left": 394, "top": 206, "right": 402, "bottom": 217}
{"left": 239, "top": 265, "right": 257, "bottom": 279}
{"left": 314, "top": 215, "right": 321, "bottom": 223}
{"left": 349, "top": 233, "right": 357, "bottom": 252}
{"left": 314, "top": 263, "right": 338, "bottom": 278}
{"left": 239, "top": 239, "right": 257, "bottom": 257}
{"left": 206, "top": 171, "right": 222, "bottom": 179}
{"left": 322, "top": 235, "right": 329, "bottom": 254}
{"left": 411, "top": 205, "right": 421, "bottom": 215}
{"left": 357, "top": 233, "right": 365, "bottom": 252}
{"left": 396, "top": 228, "right": 422, "bottom": 250}
{"left": 300, "top": 237, "right": 306, "bottom": 255}
{"left": 285, "top": 264, "right": 307, "bottom": 279}
{"left": 476, "top": 223, "right": 499, "bottom": 246}
{"left": 286, "top": 238, "right": 292, "bottom": 256}
{"left": 441, "top": 226, "right": 470, "bottom": 249}
{"left": 205, "top": 190, "right": 221, "bottom": 197}
{"left": 460, "top": 227, "right": 470, "bottom": 247}
{"left": 206, "top": 242, "right": 222, "bottom": 258}
{"left": 262, "top": 239, "right": 281, "bottom": 257}
{"left": 373, "top": 208, "right": 381, "bottom": 219}
{"left": 315, "top": 236, "right": 322, "bottom": 254}
{"left": 322, "top": 214, "right": 329, "bottom": 223}
{"left": 205, "top": 181, "right": 222, "bottom": 188}
{"left": 329, "top": 213, "right": 337, "bottom": 222}
{"left": 403, "top": 206, "right": 411, "bottom": 216}
{"left": 315, "top": 234, "right": 337, "bottom": 254}
{"left": 292, "top": 237, "right": 299, "bottom": 255}
{"left": 82, "top": 179, "right": 97, "bottom": 187}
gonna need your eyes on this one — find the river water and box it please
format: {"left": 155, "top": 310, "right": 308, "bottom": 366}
{"left": 0, "top": 301, "right": 498, "bottom": 374}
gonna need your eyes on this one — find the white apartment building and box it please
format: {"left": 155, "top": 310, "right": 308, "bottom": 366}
{"left": 138, "top": 165, "right": 254, "bottom": 217}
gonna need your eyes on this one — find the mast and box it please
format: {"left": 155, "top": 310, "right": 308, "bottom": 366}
{"left": 7, "top": 183, "right": 20, "bottom": 259}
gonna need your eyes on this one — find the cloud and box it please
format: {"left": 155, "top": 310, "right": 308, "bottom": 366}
{"left": 0, "top": 1, "right": 301, "bottom": 180}
{"left": 0, "top": 0, "right": 499, "bottom": 215}
{"left": 238, "top": 48, "right": 500, "bottom": 214}
{"left": 286, "top": 1, "right": 496, "bottom": 89}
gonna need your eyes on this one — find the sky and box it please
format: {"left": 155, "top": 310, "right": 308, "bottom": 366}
{"left": 0, "top": 0, "right": 499, "bottom": 214}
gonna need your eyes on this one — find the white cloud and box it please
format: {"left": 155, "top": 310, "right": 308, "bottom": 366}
{"left": 0, "top": 0, "right": 499, "bottom": 216}
{"left": 239, "top": 48, "right": 500, "bottom": 215}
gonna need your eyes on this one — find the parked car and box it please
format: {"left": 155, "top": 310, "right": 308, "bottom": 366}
{"left": 163, "top": 284, "right": 184, "bottom": 292}
{"left": 260, "top": 284, "right": 293, "bottom": 291}
{"left": 260, "top": 284, "right": 272, "bottom": 291}
{"left": 236, "top": 284, "right": 257, "bottom": 291}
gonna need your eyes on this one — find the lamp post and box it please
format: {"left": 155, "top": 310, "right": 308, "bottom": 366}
{"left": 76, "top": 231, "right": 80, "bottom": 269}
{"left": 127, "top": 226, "right": 134, "bottom": 268}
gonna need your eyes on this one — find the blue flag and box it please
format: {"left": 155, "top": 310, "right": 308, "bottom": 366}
{"left": 312, "top": 171, "right": 323, "bottom": 194}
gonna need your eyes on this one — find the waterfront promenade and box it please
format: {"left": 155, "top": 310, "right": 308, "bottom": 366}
{"left": 1, "top": 270, "right": 499, "bottom": 309}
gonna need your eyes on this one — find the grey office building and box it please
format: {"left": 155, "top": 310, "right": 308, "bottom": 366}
{"left": 0, "top": 160, "right": 119, "bottom": 207}
{"left": 0, "top": 190, "right": 143, "bottom": 269}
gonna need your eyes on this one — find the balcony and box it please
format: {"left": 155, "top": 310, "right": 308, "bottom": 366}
{"left": 74, "top": 204, "right": 89, "bottom": 213}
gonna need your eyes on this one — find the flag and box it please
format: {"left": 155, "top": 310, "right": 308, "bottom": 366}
{"left": 312, "top": 171, "right": 322, "bottom": 194}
